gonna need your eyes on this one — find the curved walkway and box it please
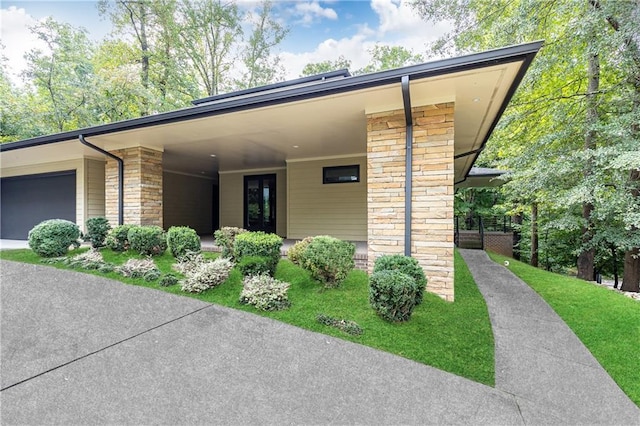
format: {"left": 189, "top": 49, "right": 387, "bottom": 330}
{"left": 1, "top": 256, "right": 638, "bottom": 425}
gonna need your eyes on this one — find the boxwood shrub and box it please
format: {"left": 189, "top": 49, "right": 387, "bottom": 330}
{"left": 301, "top": 235, "right": 355, "bottom": 288}
{"left": 105, "top": 224, "right": 134, "bottom": 252}
{"left": 369, "top": 269, "right": 420, "bottom": 322}
{"left": 166, "top": 226, "right": 200, "bottom": 259}
{"left": 127, "top": 225, "right": 167, "bottom": 256}
{"left": 233, "top": 231, "right": 283, "bottom": 276}
{"left": 287, "top": 236, "right": 314, "bottom": 266}
{"left": 213, "top": 226, "right": 247, "bottom": 260}
{"left": 373, "top": 254, "right": 427, "bottom": 305}
{"left": 28, "top": 219, "right": 81, "bottom": 257}
{"left": 85, "top": 216, "right": 111, "bottom": 248}
{"left": 236, "top": 255, "right": 272, "bottom": 277}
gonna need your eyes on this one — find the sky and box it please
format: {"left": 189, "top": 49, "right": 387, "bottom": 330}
{"left": 0, "top": 0, "right": 451, "bottom": 86}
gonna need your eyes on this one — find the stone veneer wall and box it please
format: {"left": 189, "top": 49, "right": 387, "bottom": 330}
{"left": 105, "top": 147, "right": 163, "bottom": 227}
{"left": 367, "top": 103, "right": 455, "bottom": 301}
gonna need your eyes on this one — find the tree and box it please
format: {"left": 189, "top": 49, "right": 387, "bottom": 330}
{"left": 23, "top": 18, "right": 97, "bottom": 132}
{"left": 300, "top": 56, "right": 351, "bottom": 76}
{"left": 356, "top": 45, "right": 424, "bottom": 74}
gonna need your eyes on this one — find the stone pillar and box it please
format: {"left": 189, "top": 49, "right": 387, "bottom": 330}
{"left": 105, "top": 147, "right": 163, "bottom": 227}
{"left": 367, "top": 103, "right": 455, "bottom": 301}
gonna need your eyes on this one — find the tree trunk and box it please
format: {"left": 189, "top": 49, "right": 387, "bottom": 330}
{"left": 577, "top": 43, "right": 599, "bottom": 281}
{"left": 512, "top": 211, "right": 522, "bottom": 261}
{"left": 531, "top": 203, "right": 538, "bottom": 267}
{"left": 622, "top": 169, "right": 640, "bottom": 292}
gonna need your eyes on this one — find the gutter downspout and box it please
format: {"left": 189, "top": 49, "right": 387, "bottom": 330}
{"left": 79, "top": 134, "right": 124, "bottom": 226}
{"left": 401, "top": 75, "right": 412, "bottom": 257}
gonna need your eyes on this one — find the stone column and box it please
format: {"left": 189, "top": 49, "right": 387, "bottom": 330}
{"left": 367, "top": 103, "right": 455, "bottom": 301}
{"left": 105, "top": 147, "right": 163, "bottom": 227}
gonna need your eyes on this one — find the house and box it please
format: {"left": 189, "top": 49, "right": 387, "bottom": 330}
{"left": 0, "top": 41, "right": 542, "bottom": 301}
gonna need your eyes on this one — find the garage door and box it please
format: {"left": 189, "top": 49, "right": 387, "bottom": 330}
{"left": 0, "top": 171, "right": 76, "bottom": 240}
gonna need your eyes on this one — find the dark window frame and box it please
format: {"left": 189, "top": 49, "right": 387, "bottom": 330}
{"left": 322, "top": 165, "right": 360, "bottom": 184}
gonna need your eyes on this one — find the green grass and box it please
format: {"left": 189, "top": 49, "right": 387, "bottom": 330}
{"left": 0, "top": 248, "right": 494, "bottom": 385}
{"left": 488, "top": 252, "right": 640, "bottom": 406}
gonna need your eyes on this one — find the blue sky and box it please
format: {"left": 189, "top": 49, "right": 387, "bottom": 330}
{"left": 1, "top": 1, "right": 450, "bottom": 84}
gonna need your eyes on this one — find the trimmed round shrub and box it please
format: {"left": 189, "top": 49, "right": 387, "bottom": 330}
{"left": 85, "top": 216, "right": 111, "bottom": 248}
{"left": 167, "top": 226, "right": 201, "bottom": 259}
{"left": 287, "top": 236, "right": 314, "bottom": 266}
{"left": 213, "top": 227, "right": 247, "bottom": 260}
{"left": 301, "top": 235, "right": 355, "bottom": 288}
{"left": 233, "top": 231, "right": 283, "bottom": 276}
{"left": 159, "top": 273, "right": 179, "bottom": 287}
{"left": 369, "top": 270, "right": 420, "bottom": 322}
{"left": 127, "top": 225, "right": 167, "bottom": 256}
{"left": 373, "top": 254, "right": 427, "bottom": 305}
{"left": 240, "top": 274, "right": 290, "bottom": 311}
{"left": 105, "top": 224, "right": 134, "bottom": 252}
{"left": 28, "top": 219, "right": 81, "bottom": 258}
{"left": 237, "top": 255, "right": 272, "bottom": 276}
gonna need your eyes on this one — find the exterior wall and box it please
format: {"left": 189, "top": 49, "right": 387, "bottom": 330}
{"left": 484, "top": 232, "right": 514, "bottom": 257}
{"left": 163, "top": 171, "right": 214, "bottom": 234}
{"left": 367, "top": 103, "right": 455, "bottom": 301}
{"left": 106, "top": 147, "right": 163, "bottom": 227}
{"left": 0, "top": 158, "right": 106, "bottom": 232}
{"left": 218, "top": 168, "right": 287, "bottom": 236}
{"left": 287, "top": 156, "right": 367, "bottom": 241}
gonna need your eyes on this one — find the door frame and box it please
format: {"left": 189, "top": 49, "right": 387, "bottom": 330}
{"left": 243, "top": 173, "right": 276, "bottom": 233}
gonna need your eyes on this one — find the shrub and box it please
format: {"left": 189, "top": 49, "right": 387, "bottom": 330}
{"left": 159, "top": 273, "right": 179, "bottom": 287}
{"left": 213, "top": 227, "right": 247, "bottom": 260}
{"left": 369, "top": 270, "right": 420, "bottom": 322}
{"left": 127, "top": 226, "right": 167, "bottom": 256}
{"left": 316, "top": 314, "right": 363, "bottom": 336}
{"left": 301, "top": 236, "right": 355, "bottom": 288}
{"left": 180, "top": 257, "right": 234, "bottom": 293}
{"left": 287, "top": 236, "right": 314, "bottom": 265}
{"left": 105, "top": 225, "right": 134, "bottom": 252}
{"left": 172, "top": 250, "right": 206, "bottom": 275}
{"left": 84, "top": 217, "right": 111, "bottom": 248}
{"left": 28, "top": 219, "right": 81, "bottom": 258}
{"left": 239, "top": 274, "right": 290, "bottom": 311}
{"left": 237, "top": 255, "right": 272, "bottom": 276}
{"left": 373, "top": 254, "right": 427, "bottom": 305}
{"left": 166, "top": 226, "right": 201, "bottom": 259}
{"left": 66, "top": 249, "right": 105, "bottom": 270}
{"left": 117, "top": 258, "right": 160, "bottom": 279}
{"left": 233, "top": 232, "right": 283, "bottom": 276}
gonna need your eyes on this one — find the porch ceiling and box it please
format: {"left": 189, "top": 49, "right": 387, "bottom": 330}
{"left": 0, "top": 57, "right": 527, "bottom": 184}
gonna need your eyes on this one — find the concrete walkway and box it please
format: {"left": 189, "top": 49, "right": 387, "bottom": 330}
{"left": 1, "top": 253, "right": 638, "bottom": 424}
{"left": 459, "top": 249, "right": 639, "bottom": 424}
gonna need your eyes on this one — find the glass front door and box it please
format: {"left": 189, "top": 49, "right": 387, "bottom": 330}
{"left": 244, "top": 174, "right": 276, "bottom": 233}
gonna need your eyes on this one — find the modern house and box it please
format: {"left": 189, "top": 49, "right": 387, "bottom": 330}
{"left": 0, "top": 41, "right": 542, "bottom": 301}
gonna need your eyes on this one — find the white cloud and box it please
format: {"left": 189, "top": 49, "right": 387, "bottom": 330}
{"left": 370, "top": 0, "right": 424, "bottom": 36}
{"left": 293, "top": 1, "right": 338, "bottom": 25}
{"left": 0, "top": 6, "right": 47, "bottom": 85}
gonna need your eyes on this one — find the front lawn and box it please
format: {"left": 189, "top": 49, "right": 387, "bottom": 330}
{"left": 488, "top": 252, "right": 640, "bottom": 407}
{"left": 0, "top": 248, "right": 494, "bottom": 385}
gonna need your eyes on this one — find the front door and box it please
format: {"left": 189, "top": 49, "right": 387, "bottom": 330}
{"left": 244, "top": 174, "right": 276, "bottom": 233}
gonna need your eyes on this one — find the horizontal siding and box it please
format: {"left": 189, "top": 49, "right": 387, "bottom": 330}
{"left": 85, "top": 159, "right": 105, "bottom": 219}
{"left": 287, "top": 156, "right": 367, "bottom": 241}
{"left": 163, "top": 172, "right": 214, "bottom": 235}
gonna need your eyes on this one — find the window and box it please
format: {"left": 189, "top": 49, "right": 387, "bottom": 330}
{"left": 323, "top": 165, "right": 360, "bottom": 184}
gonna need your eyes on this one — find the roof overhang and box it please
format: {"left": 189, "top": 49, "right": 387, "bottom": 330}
{"left": 455, "top": 167, "right": 507, "bottom": 188}
{"left": 0, "top": 41, "right": 541, "bottom": 183}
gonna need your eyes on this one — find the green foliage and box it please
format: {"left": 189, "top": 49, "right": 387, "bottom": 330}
{"left": 369, "top": 270, "right": 420, "bottom": 322}
{"left": 28, "top": 219, "right": 81, "bottom": 258}
{"left": 233, "top": 231, "right": 283, "bottom": 276}
{"left": 236, "top": 255, "right": 272, "bottom": 277}
{"left": 300, "top": 236, "right": 355, "bottom": 288}
{"left": 127, "top": 226, "right": 167, "bottom": 256}
{"left": 159, "top": 273, "right": 179, "bottom": 287}
{"left": 85, "top": 217, "right": 111, "bottom": 248}
{"left": 239, "top": 274, "right": 290, "bottom": 311}
{"left": 300, "top": 55, "right": 351, "bottom": 76}
{"left": 166, "top": 226, "right": 200, "bottom": 259}
{"left": 316, "top": 314, "right": 363, "bottom": 336}
{"left": 287, "top": 236, "right": 313, "bottom": 266}
{"left": 105, "top": 224, "right": 133, "bottom": 252}
{"left": 373, "top": 254, "right": 427, "bottom": 305}
{"left": 214, "top": 226, "right": 247, "bottom": 260}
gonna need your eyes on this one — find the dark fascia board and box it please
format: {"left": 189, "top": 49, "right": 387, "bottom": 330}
{"left": 1, "top": 41, "right": 543, "bottom": 153}
{"left": 191, "top": 69, "right": 351, "bottom": 105}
